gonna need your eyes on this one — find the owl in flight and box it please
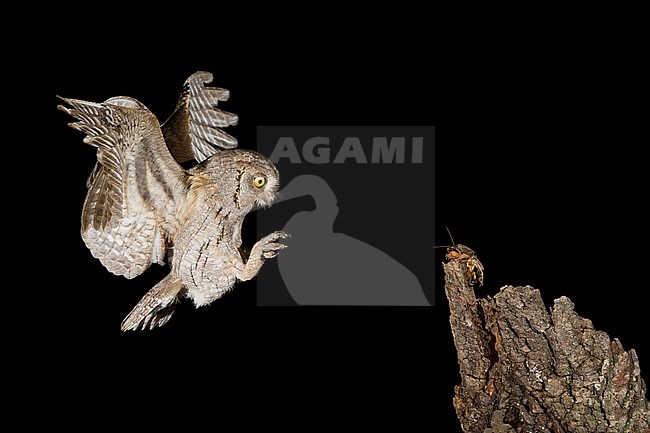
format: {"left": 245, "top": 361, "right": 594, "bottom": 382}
{"left": 59, "top": 71, "right": 287, "bottom": 331}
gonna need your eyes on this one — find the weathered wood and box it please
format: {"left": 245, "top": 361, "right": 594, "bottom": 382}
{"left": 444, "top": 260, "right": 649, "bottom": 432}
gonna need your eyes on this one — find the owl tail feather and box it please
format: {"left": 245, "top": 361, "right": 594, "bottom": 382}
{"left": 121, "top": 274, "right": 185, "bottom": 331}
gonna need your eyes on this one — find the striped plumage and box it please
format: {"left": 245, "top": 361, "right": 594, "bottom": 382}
{"left": 60, "top": 72, "right": 287, "bottom": 331}
{"left": 163, "top": 71, "right": 239, "bottom": 163}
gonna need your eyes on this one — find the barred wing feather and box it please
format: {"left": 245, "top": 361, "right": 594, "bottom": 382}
{"left": 162, "top": 71, "right": 239, "bottom": 163}
{"left": 59, "top": 96, "right": 187, "bottom": 279}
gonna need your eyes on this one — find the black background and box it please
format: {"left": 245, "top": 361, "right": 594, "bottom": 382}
{"left": 42, "top": 23, "right": 646, "bottom": 431}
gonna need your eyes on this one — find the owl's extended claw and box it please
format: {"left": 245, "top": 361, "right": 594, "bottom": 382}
{"left": 236, "top": 231, "right": 289, "bottom": 281}
{"left": 256, "top": 233, "right": 289, "bottom": 257}
{"left": 268, "top": 231, "right": 289, "bottom": 239}
{"left": 262, "top": 243, "right": 288, "bottom": 259}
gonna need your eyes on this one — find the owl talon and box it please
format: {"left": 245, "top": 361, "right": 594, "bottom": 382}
{"left": 236, "top": 232, "right": 288, "bottom": 281}
{"left": 269, "top": 231, "right": 289, "bottom": 240}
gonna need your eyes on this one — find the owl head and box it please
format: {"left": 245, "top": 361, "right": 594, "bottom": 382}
{"left": 192, "top": 149, "right": 280, "bottom": 212}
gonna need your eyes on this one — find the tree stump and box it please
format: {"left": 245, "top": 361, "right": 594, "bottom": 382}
{"left": 444, "top": 260, "right": 649, "bottom": 432}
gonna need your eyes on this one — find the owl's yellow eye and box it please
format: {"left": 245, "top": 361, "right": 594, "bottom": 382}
{"left": 253, "top": 176, "right": 266, "bottom": 188}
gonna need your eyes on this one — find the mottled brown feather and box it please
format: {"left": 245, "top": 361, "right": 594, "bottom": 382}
{"left": 59, "top": 96, "right": 187, "bottom": 279}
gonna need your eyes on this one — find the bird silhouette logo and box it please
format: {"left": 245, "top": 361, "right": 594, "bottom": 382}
{"left": 270, "top": 175, "right": 430, "bottom": 306}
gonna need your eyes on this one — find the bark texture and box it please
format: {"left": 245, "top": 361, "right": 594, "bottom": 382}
{"left": 444, "top": 260, "right": 649, "bottom": 433}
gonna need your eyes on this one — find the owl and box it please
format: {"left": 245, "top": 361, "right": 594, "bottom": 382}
{"left": 59, "top": 71, "right": 287, "bottom": 331}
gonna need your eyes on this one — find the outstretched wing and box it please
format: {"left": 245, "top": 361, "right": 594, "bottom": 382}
{"left": 59, "top": 96, "right": 188, "bottom": 279}
{"left": 162, "top": 71, "right": 239, "bottom": 163}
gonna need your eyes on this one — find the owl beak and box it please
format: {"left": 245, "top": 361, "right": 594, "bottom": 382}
{"left": 252, "top": 177, "right": 298, "bottom": 212}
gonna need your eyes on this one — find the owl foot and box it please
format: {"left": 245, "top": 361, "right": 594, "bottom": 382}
{"left": 237, "top": 231, "right": 288, "bottom": 281}
{"left": 121, "top": 274, "right": 185, "bottom": 331}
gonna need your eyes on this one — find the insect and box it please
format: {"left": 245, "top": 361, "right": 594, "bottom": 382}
{"left": 436, "top": 227, "right": 484, "bottom": 286}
